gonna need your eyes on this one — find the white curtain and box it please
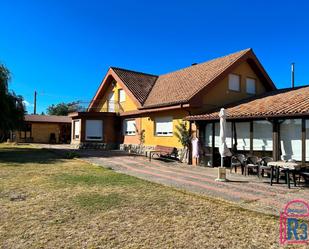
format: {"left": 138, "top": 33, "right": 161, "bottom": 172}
{"left": 253, "top": 120, "right": 272, "bottom": 151}
{"left": 280, "top": 119, "right": 301, "bottom": 161}
{"left": 235, "top": 122, "right": 250, "bottom": 151}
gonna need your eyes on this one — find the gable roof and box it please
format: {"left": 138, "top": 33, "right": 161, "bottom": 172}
{"left": 143, "top": 48, "right": 275, "bottom": 108}
{"left": 89, "top": 48, "right": 276, "bottom": 111}
{"left": 186, "top": 85, "right": 309, "bottom": 121}
{"left": 111, "top": 67, "right": 158, "bottom": 104}
{"left": 25, "top": 115, "right": 71, "bottom": 123}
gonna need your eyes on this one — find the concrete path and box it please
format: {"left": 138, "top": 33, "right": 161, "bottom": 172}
{"left": 37, "top": 144, "right": 309, "bottom": 216}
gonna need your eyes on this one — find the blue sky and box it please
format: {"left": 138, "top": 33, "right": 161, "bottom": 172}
{"left": 1, "top": 0, "right": 309, "bottom": 114}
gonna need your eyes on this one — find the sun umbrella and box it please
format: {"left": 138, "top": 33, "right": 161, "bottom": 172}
{"left": 219, "top": 108, "right": 231, "bottom": 167}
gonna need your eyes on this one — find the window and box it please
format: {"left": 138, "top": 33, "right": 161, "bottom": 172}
{"left": 73, "top": 120, "right": 80, "bottom": 139}
{"left": 228, "top": 74, "right": 240, "bottom": 91}
{"left": 155, "top": 117, "right": 173, "bottom": 136}
{"left": 246, "top": 78, "right": 256, "bottom": 94}
{"left": 123, "top": 119, "right": 136, "bottom": 135}
{"left": 119, "top": 89, "right": 126, "bottom": 102}
{"left": 85, "top": 120, "right": 103, "bottom": 141}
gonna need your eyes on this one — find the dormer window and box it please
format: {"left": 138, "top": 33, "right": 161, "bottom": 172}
{"left": 228, "top": 74, "right": 240, "bottom": 92}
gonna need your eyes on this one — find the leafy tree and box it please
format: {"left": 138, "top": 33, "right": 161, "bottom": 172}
{"left": 175, "top": 121, "right": 191, "bottom": 148}
{"left": 47, "top": 101, "right": 83, "bottom": 116}
{"left": 0, "top": 64, "right": 25, "bottom": 141}
{"left": 175, "top": 121, "right": 191, "bottom": 162}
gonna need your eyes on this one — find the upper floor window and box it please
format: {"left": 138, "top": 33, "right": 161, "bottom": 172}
{"left": 246, "top": 78, "right": 256, "bottom": 94}
{"left": 228, "top": 74, "right": 240, "bottom": 91}
{"left": 119, "top": 89, "right": 126, "bottom": 102}
{"left": 123, "top": 119, "right": 136, "bottom": 135}
{"left": 155, "top": 117, "right": 173, "bottom": 136}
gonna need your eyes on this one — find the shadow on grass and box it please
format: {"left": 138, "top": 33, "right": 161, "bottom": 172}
{"left": 0, "top": 147, "right": 64, "bottom": 165}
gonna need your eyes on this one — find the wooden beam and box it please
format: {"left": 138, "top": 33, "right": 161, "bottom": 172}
{"left": 212, "top": 122, "right": 215, "bottom": 167}
{"left": 272, "top": 119, "right": 279, "bottom": 161}
{"left": 250, "top": 121, "right": 253, "bottom": 155}
{"left": 302, "top": 118, "right": 306, "bottom": 166}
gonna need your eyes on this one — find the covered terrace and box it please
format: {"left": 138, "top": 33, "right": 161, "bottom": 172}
{"left": 187, "top": 85, "right": 309, "bottom": 167}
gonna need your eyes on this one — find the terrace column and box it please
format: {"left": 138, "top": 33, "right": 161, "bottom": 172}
{"left": 272, "top": 119, "right": 280, "bottom": 161}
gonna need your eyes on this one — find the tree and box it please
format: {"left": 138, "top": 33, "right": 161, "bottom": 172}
{"left": 46, "top": 101, "right": 83, "bottom": 116}
{"left": 0, "top": 64, "right": 25, "bottom": 141}
{"left": 175, "top": 121, "right": 191, "bottom": 162}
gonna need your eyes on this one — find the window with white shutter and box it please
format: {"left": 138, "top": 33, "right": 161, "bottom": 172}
{"left": 228, "top": 74, "right": 240, "bottom": 91}
{"left": 119, "top": 89, "right": 126, "bottom": 102}
{"left": 73, "top": 120, "right": 80, "bottom": 139}
{"left": 155, "top": 117, "right": 173, "bottom": 136}
{"left": 85, "top": 120, "right": 103, "bottom": 141}
{"left": 123, "top": 119, "right": 136, "bottom": 135}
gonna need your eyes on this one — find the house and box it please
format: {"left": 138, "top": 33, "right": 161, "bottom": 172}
{"left": 70, "top": 48, "right": 276, "bottom": 154}
{"left": 15, "top": 115, "right": 71, "bottom": 144}
{"left": 186, "top": 85, "right": 309, "bottom": 166}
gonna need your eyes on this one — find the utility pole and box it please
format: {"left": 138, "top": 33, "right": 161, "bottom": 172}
{"left": 34, "top": 91, "right": 37, "bottom": 114}
{"left": 291, "top": 63, "right": 295, "bottom": 88}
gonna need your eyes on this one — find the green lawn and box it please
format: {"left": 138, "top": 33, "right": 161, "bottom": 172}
{"left": 0, "top": 144, "right": 296, "bottom": 248}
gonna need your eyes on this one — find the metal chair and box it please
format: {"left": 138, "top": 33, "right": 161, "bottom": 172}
{"left": 259, "top": 157, "right": 273, "bottom": 178}
{"left": 230, "top": 154, "right": 246, "bottom": 174}
{"left": 245, "top": 156, "right": 260, "bottom": 177}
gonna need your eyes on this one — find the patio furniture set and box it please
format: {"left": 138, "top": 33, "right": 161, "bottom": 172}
{"left": 230, "top": 154, "right": 309, "bottom": 188}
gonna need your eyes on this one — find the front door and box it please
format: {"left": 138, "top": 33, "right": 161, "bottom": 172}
{"left": 108, "top": 92, "right": 115, "bottom": 112}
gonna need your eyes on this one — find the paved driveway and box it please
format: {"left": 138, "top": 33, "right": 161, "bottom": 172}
{"left": 37, "top": 144, "right": 309, "bottom": 216}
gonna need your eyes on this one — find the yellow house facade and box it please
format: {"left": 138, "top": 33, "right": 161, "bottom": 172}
{"left": 71, "top": 48, "right": 276, "bottom": 153}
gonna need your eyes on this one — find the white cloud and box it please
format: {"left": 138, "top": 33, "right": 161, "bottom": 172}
{"left": 23, "top": 100, "right": 34, "bottom": 107}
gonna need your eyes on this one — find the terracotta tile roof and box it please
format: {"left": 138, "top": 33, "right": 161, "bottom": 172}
{"left": 186, "top": 86, "right": 309, "bottom": 120}
{"left": 142, "top": 48, "right": 257, "bottom": 108}
{"left": 25, "top": 115, "right": 71, "bottom": 123}
{"left": 111, "top": 67, "right": 158, "bottom": 104}
{"left": 90, "top": 48, "right": 275, "bottom": 110}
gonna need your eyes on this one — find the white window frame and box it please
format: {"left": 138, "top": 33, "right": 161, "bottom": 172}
{"left": 246, "top": 78, "right": 256, "bottom": 94}
{"left": 73, "top": 120, "right": 80, "bottom": 140}
{"left": 119, "top": 89, "right": 126, "bottom": 103}
{"left": 85, "top": 120, "right": 103, "bottom": 141}
{"left": 155, "top": 117, "right": 173, "bottom": 136}
{"left": 228, "top": 74, "right": 240, "bottom": 92}
{"left": 123, "top": 119, "right": 136, "bottom": 136}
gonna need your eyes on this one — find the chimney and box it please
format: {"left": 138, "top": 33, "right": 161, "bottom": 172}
{"left": 291, "top": 63, "right": 295, "bottom": 88}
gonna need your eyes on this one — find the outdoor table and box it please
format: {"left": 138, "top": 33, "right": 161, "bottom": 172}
{"left": 268, "top": 161, "right": 301, "bottom": 188}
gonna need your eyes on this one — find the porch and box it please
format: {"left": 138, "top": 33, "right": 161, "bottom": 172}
{"left": 69, "top": 111, "right": 121, "bottom": 149}
{"left": 187, "top": 86, "right": 309, "bottom": 168}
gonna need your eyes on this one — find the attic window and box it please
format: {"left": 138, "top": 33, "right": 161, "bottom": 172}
{"left": 246, "top": 78, "right": 256, "bottom": 94}
{"left": 119, "top": 89, "right": 126, "bottom": 102}
{"left": 228, "top": 74, "right": 240, "bottom": 92}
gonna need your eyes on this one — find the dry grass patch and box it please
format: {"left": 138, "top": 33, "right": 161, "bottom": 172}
{"left": 0, "top": 144, "right": 303, "bottom": 249}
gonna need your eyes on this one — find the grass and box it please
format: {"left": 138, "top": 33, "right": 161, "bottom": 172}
{"left": 0, "top": 143, "right": 301, "bottom": 248}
